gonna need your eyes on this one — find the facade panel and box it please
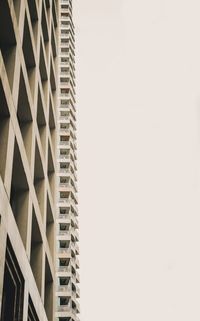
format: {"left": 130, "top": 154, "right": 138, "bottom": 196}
{"left": 0, "top": 1, "right": 58, "bottom": 320}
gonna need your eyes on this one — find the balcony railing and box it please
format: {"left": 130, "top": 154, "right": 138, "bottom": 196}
{"left": 59, "top": 140, "right": 70, "bottom": 145}
{"left": 76, "top": 272, "right": 80, "bottom": 283}
{"left": 57, "top": 266, "right": 71, "bottom": 273}
{"left": 75, "top": 243, "right": 79, "bottom": 254}
{"left": 59, "top": 115, "right": 67, "bottom": 120}
{"left": 58, "top": 230, "right": 69, "bottom": 236}
{"left": 57, "top": 284, "right": 71, "bottom": 292}
{"left": 76, "top": 287, "right": 80, "bottom": 298}
{"left": 59, "top": 182, "right": 71, "bottom": 188}
{"left": 59, "top": 198, "right": 70, "bottom": 203}
{"left": 59, "top": 214, "right": 70, "bottom": 219}
{"left": 59, "top": 169, "right": 70, "bottom": 174}
{"left": 60, "top": 128, "right": 70, "bottom": 134}
{"left": 57, "top": 305, "right": 71, "bottom": 312}
{"left": 59, "top": 155, "right": 70, "bottom": 160}
{"left": 76, "top": 258, "right": 80, "bottom": 268}
{"left": 58, "top": 249, "right": 71, "bottom": 257}
{"left": 71, "top": 215, "right": 78, "bottom": 228}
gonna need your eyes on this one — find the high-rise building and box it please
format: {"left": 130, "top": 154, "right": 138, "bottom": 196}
{"left": 56, "top": 0, "right": 80, "bottom": 321}
{"left": 0, "top": 1, "right": 58, "bottom": 320}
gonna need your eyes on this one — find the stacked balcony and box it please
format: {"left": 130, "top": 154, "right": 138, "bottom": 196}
{"left": 56, "top": 0, "right": 80, "bottom": 320}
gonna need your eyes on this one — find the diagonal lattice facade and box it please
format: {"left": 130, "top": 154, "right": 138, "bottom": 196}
{"left": 0, "top": 1, "right": 58, "bottom": 320}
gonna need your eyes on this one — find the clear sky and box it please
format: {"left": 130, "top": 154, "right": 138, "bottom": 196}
{"left": 74, "top": 1, "right": 200, "bottom": 320}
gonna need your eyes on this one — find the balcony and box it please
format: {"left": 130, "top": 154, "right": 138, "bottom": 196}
{"left": 72, "top": 191, "right": 78, "bottom": 204}
{"left": 57, "top": 266, "right": 71, "bottom": 273}
{"left": 76, "top": 287, "right": 80, "bottom": 298}
{"left": 60, "top": 93, "right": 71, "bottom": 98}
{"left": 58, "top": 249, "right": 71, "bottom": 259}
{"left": 76, "top": 258, "right": 80, "bottom": 269}
{"left": 74, "top": 242, "right": 79, "bottom": 254}
{"left": 71, "top": 200, "right": 78, "bottom": 214}
{"left": 70, "top": 241, "right": 76, "bottom": 253}
{"left": 58, "top": 198, "right": 78, "bottom": 214}
{"left": 59, "top": 186, "right": 77, "bottom": 197}
{"left": 59, "top": 213, "right": 70, "bottom": 220}
{"left": 59, "top": 168, "right": 70, "bottom": 174}
{"left": 76, "top": 272, "right": 80, "bottom": 283}
{"left": 57, "top": 284, "right": 71, "bottom": 293}
{"left": 71, "top": 215, "right": 78, "bottom": 229}
{"left": 59, "top": 154, "right": 70, "bottom": 160}
{"left": 60, "top": 8, "right": 72, "bottom": 16}
{"left": 58, "top": 230, "right": 69, "bottom": 236}
{"left": 60, "top": 128, "right": 70, "bottom": 135}
{"left": 59, "top": 107, "right": 76, "bottom": 122}
{"left": 59, "top": 137, "right": 75, "bottom": 147}
{"left": 60, "top": 71, "right": 70, "bottom": 76}
{"left": 70, "top": 256, "right": 79, "bottom": 270}
{"left": 59, "top": 115, "right": 68, "bottom": 120}
{"left": 59, "top": 182, "right": 71, "bottom": 188}
{"left": 56, "top": 308, "right": 79, "bottom": 321}
{"left": 59, "top": 140, "right": 70, "bottom": 146}
{"left": 71, "top": 206, "right": 78, "bottom": 217}
{"left": 71, "top": 228, "right": 78, "bottom": 240}
{"left": 57, "top": 305, "right": 71, "bottom": 312}
{"left": 71, "top": 258, "right": 76, "bottom": 270}
{"left": 59, "top": 181, "right": 75, "bottom": 189}
{"left": 59, "top": 197, "right": 70, "bottom": 204}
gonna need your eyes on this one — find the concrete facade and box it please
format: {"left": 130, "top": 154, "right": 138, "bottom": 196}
{"left": 0, "top": 0, "right": 58, "bottom": 320}
{"left": 56, "top": 0, "right": 80, "bottom": 321}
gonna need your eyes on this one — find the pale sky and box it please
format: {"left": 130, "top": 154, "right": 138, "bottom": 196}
{"left": 74, "top": 1, "right": 200, "bottom": 320}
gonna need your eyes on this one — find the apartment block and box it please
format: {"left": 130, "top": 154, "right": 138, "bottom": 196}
{"left": 56, "top": 0, "right": 80, "bottom": 321}
{"left": 0, "top": 0, "right": 58, "bottom": 320}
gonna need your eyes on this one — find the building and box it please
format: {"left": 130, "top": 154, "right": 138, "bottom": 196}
{"left": 0, "top": 0, "right": 58, "bottom": 320}
{"left": 56, "top": 0, "right": 80, "bottom": 321}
